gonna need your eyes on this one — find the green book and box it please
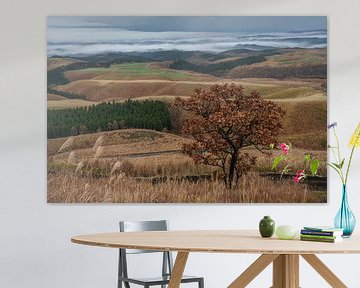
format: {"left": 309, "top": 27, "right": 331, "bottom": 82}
{"left": 300, "top": 236, "right": 342, "bottom": 243}
{"left": 300, "top": 234, "right": 339, "bottom": 240}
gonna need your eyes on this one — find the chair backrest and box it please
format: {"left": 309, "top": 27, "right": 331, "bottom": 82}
{"left": 118, "top": 220, "right": 173, "bottom": 282}
{"left": 119, "top": 220, "right": 169, "bottom": 254}
{"left": 120, "top": 220, "right": 168, "bottom": 232}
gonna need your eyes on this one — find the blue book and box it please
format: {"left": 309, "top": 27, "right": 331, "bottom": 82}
{"left": 302, "top": 226, "right": 343, "bottom": 237}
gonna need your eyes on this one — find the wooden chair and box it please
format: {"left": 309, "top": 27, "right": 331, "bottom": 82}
{"left": 118, "top": 220, "right": 204, "bottom": 288}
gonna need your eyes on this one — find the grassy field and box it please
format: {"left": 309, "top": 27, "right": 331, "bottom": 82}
{"left": 266, "top": 87, "right": 321, "bottom": 99}
{"left": 48, "top": 171, "right": 323, "bottom": 203}
{"left": 47, "top": 99, "right": 98, "bottom": 109}
{"left": 47, "top": 93, "right": 68, "bottom": 101}
{"left": 48, "top": 129, "right": 327, "bottom": 203}
{"left": 54, "top": 78, "right": 325, "bottom": 102}
{"left": 226, "top": 49, "right": 327, "bottom": 79}
{"left": 47, "top": 57, "right": 82, "bottom": 71}
{"left": 65, "top": 62, "right": 217, "bottom": 82}
{"left": 48, "top": 129, "right": 191, "bottom": 159}
{"left": 57, "top": 61, "right": 325, "bottom": 100}
{"left": 54, "top": 79, "right": 208, "bottom": 101}
{"left": 279, "top": 100, "right": 327, "bottom": 149}
{"left": 265, "top": 49, "right": 326, "bottom": 66}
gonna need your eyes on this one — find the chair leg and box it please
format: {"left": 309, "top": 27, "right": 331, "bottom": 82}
{"left": 198, "top": 278, "right": 204, "bottom": 288}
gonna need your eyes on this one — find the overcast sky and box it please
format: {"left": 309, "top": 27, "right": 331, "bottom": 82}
{"left": 48, "top": 16, "right": 327, "bottom": 33}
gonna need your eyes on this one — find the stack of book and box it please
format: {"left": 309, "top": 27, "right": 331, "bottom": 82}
{"left": 300, "top": 226, "right": 344, "bottom": 243}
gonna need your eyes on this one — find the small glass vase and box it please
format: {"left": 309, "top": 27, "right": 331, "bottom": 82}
{"left": 334, "top": 185, "right": 356, "bottom": 237}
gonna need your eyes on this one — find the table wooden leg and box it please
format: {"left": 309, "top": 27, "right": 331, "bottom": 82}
{"left": 272, "top": 254, "right": 299, "bottom": 288}
{"left": 168, "top": 252, "right": 189, "bottom": 288}
{"left": 288, "top": 255, "right": 299, "bottom": 288}
{"left": 301, "top": 254, "right": 347, "bottom": 288}
{"left": 228, "top": 254, "right": 279, "bottom": 288}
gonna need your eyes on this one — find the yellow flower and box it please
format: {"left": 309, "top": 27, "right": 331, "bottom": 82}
{"left": 349, "top": 122, "right": 360, "bottom": 147}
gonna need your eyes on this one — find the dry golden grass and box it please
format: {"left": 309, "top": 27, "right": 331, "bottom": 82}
{"left": 48, "top": 129, "right": 191, "bottom": 159}
{"left": 57, "top": 137, "right": 75, "bottom": 154}
{"left": 49, "top": 129, "right": 327, "bottom": 177}
{"left": 94, "top": 146, "right": 104, "bottom": 159}
{"left": 265, "top": 87, "right": 323, "bottom": 100}
{"left": 47, "top": 57, "right": 82, "bottom": 71}
{"left": 67, "top": 151, "right": 76, "bottom": 164}
{"left": 47, "top": 127, "right": 326, "bottom": 203}
{"left": 226, "top": 49, "right": 326, "bottom": 79}
{"left": 124, "top": 154, "right": 214, "bottom": 178}
{"left": 273, "top": 93, "right": 326, "bottom": 103}
{"left": 54, "top": 76, "right": 314, "bottom": 102}
{"left": 53, "top": 76, "right": 325, "bottom": 109}
{"left": 47, "top": 94, "right": 67, "bottom": 101}
{"left": 265, "top": 49, "right": 327, "bottom": 67}
{"left": 93, "top": 135, "right": 105, "bottom": 151}
{"left": 279, "top": 101, "right": 327, "bottom": 150}
{"left": 64, "top": 71, "right": 102, "bottom": 82}
{"left": 226, "top": 78, "right": 325, "bottom": 90}
{"left": 55, "top": 80, "right": 209, "bottom": 101}
{"left": 50, "top": 145, "right": 327, "bottom": 180}
{"left": 47, "top": 99, "right": 98, "bottom": 109}
{"left": 47, "top": 170, "right": 324, "bottom": 203}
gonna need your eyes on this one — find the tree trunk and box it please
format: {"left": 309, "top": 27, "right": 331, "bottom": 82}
{"left": 227, "top": 153, "right": 238, "bottom": 189}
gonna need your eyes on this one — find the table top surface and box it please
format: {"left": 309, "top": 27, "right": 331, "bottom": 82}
{"left": 71, "top": 230, "right": 360, "bottom": 254}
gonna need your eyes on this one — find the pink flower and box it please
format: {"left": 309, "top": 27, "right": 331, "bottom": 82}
{"left": 293, "top": 170, "right": 305, "bottom": 183}
{"left": 279, "top": 143, "right": 289, "bottom": 155}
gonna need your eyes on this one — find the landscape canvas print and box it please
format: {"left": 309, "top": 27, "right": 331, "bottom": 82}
{"left": 47, "top": 16, "right": 327, "bottom": 203}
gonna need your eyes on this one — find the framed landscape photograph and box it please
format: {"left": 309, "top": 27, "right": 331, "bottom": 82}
{"left": 47, "top": 16, "right": 327, "bottom": 203}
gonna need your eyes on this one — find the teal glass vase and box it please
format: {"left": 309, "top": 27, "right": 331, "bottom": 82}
{"left": 334, "top": 185, "right": 356, "bottom": 237}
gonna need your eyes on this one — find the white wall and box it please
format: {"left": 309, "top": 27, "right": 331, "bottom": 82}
{"left": 1, "top": 0, "right": 360, "bottom": 287}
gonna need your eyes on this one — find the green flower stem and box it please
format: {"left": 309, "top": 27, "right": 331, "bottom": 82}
{"left": 333, "top": 128, "right": 342, "bottom": 163}
{"left": 345, "top": 145, "right": 356, "bottom": 185}
{"left": 332, "top": 127, "right": 345, "bottom": 183}
{"left": 329, "top": 146, "right": 345, "bottom": 182}
{"left": 330, "top": 148, "right": 339, "bottom": 166}
{"left": 344, "top": 130, "right": 360, "bottom": 185}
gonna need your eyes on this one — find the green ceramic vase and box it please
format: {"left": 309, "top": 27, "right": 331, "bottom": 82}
{"left": 259, "top": 216, "right": 275, "bottom": 238}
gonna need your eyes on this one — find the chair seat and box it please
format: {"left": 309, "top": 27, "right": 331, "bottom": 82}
{"left": 119, "top": 275, "right": 202, "bottom": 286}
